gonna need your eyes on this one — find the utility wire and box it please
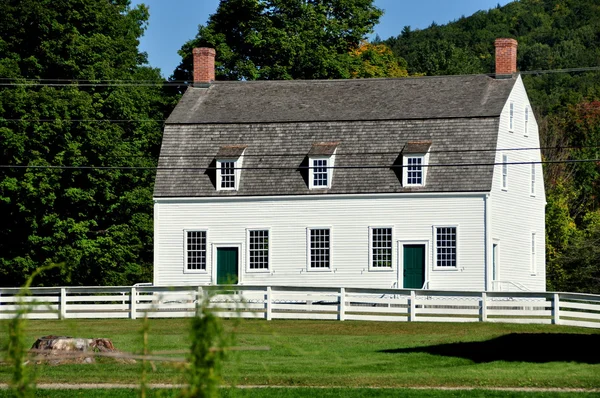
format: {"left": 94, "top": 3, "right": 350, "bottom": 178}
{"left": 0, "top": 65, "right": 599, "bottom": 86}
{"left": 0, "top": 158, "right": 595, "bottom": 172}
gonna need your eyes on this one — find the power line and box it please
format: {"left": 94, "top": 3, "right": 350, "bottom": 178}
{"left": 0, "top": 158, "right": 595, "bottom": 172}
{"left": 0, "top": 65, "right": 598, "bottom": 87}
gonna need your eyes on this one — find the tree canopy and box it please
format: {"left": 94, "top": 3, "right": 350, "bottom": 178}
{"left": 173, "top": 0, "right": 406, "bottom": 81}
{"left": 0, "top": 0, "right": 174, "bottom": 286}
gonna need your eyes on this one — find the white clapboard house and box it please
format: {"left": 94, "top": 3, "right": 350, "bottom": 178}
{"left": 153, "top": 39, "right": 545, "bottom": 291}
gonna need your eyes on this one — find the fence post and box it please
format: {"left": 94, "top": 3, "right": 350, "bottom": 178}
{"left": 480, "top": 292, "right": 487, "bottom": 322}
{"left": 553, "top": 293, "right": 560, "bottom": 325}
{"left": 60, "top": 288, "right": 67, "bottom": 320}
{"left": 266, "top": 286, "right": 272, "bottom": 321}
{"left": 409, "top": 290, "right": 416, "bottom": 322}
{"left": 339, "top": 287, "right": 346, "bottom": 321}
{"left": 130, "top": 287, "right": 137, "bottom": 320}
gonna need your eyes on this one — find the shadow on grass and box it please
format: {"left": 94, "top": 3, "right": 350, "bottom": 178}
{"left": 380, "top": 333, "right": 600, "bottom": 364}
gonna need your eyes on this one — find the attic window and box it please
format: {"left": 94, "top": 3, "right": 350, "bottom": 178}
{"left": 402, "top": 141, "right": 432, "bottom": 187}
{"left": 308, "top": 142, "right": 339, "bottom": 190}
{"left": 216, "top": 145, "right": 247, "bottom": 191}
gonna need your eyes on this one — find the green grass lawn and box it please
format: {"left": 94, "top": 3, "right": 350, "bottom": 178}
{"left": 0, "top": 318, "right": 598, "bottom": 390}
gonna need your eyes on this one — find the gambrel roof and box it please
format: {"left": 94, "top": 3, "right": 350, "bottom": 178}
{"left": 155, "top": 75, "right": 517, "bottom": 198}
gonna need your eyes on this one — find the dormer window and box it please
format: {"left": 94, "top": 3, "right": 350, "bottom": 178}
{"left": 402, "top": 141, "right": 432, "bottom": 187}
{"left": 216, "top": 145, "right": 247, "bottom": 191}
{"left": 308, "top": 142, "right": 339, "bottom": 190}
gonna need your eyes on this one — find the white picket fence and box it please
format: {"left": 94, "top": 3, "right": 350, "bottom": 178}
{"left": 0, "top": 285, "right": 599, "bottom": 329}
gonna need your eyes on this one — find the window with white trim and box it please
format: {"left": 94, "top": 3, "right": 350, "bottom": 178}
{"left": 186, "top": 230, "right": 207, "bottom": 271}
{"left": 309, "top": 228, "right": 330, "bottom": 269}
{"left": 370, "top": 227, "right": 392, "bottom": 268}
{"left": 531, "top": 232, "right": 537, "bottom": 274}
{"left": 509, "top": 102, "right": 514, "bottom": 131}
{"left": 219, "top": 161, "right": 236, "bottom": 189}
{"left": 313, "top": 158, "right": 329, "bottom": 187}
{"left": 502, "top": 154, "right": 508, "bottom": 190}
{"left": 531, "top": 163, "right": 536, "bottom": 196}
{"left": 524, "top": 106, "right": 529, "bottom": 136}
{"left": 405, "top": 156, "right": 423, "bottom": 185}
{"left": 435, "top": 226, "right": 457, "bottom": 268}
{"left": 248, "top": 230, "right": 269, "bottom": 270}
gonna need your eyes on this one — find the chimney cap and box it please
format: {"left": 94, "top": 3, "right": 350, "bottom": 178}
{"left": 494, "top": 38, "right": 518, "bottom": 47}
{"left": 193, "top": 47, "right": 216, "bottom": 56}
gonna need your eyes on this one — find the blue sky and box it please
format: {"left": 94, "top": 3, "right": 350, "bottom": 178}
{"left": 131, "top": 0, "right": 515, "bottom": 77}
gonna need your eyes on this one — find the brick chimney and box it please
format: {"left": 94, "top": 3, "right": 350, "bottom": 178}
{"left": 494, "top": 38, "right": 518, "bottom": 78}
{"left": 193, "top": 47, "right": 216, "bottom": 86}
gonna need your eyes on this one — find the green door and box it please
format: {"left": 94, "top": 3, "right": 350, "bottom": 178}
{"left": 217, "top": 247, "right": 239, "bottom": 285}
{"left": 403, "top": 245, "right": 425, "bottom": 289}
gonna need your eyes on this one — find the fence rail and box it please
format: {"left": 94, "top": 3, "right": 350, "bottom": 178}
{"left": 0, "top": 286, "right": 599, "bottom": 329}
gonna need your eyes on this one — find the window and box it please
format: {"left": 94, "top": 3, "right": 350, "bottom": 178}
{"left": 215, "top": 145, "right": 246, "bottom": 191}
{"left": 502, "top": 154, "right": 508, "bottom": 190}
{"left": 371, "top": 228, "right": 392, "bottom": 268}
{"left": 405, "top": 156, "right": 424, "bottom": 186}
{"left": 219, "top": 161, "right": 236, "bottom": 189}
{"left": 531, "top": 232, "right": 537, "bottom": 274}
{"left": 248, "top": 230, "right": 269, "bottom": 270}
{"left": 308, "top": 143, "right": 338, "bottom": 190}
{"left": 309, "top": 228, "right": 330, "bottom": 269}
{"left": 186, "top": 230, "right": 207, "bottom": 271}
{"left": 401, "top": 141, "right": 431, "bottom": 187}
{"left": 531, "top": 163, "right": 536, "bottom": 196}
{"left": 435, "top": 226, "right": 457, "bottom": 268}
{"left": 524, "top": 106, "right": 529, "bottom": 136}
{"left": 312, "top": 158, "right": 329, "bottom": 187}
{"left": 509, "top": 102, "right": 514, "bottom": 131}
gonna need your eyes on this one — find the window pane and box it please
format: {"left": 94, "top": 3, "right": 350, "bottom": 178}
{"left": 310, "top": 229, "right": 330, "bottom": 268}
{"left": 220, "top": 161, "right": 236, "bottom": 189}
{"left": 406, "top": 157, "right": 423, "bottom": 185}
{"left": 186, "top": 231, "right": 206, "bottom": 270}
{"left": 371, "top": 228, "right": 392, "bottom": 268}
{"left": 436, "top": 227, "right": 456, "bottom": 267}
{"left": 313, "top": 159, "right": 328, "bottom": 187}
{"left": 249, "top": 230, "right": 269, "bottom": 270}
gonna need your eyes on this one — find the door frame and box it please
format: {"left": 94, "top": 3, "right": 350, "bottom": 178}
{"left": 212, "top": 243, "right": 242, "bottom": 285}
{"left": 398, "top": 240, "right": 429, "bottom": 289}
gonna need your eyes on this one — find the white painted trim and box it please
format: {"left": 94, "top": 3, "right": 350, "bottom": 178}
{"left": 484, "top": 194, "right": 491, "bottom": 291}
{"left": 432, "top": 225, "right": 460, "bottom": 271}
{"left": 308, "top": 153, "right": 335, "bottom": 190}
{"left": 212, "top": 243, "right": 243, "bottom": 285}
{"left": 368, "top": 226, "right": 395, "bottom": 272}
{"left": 530, "top": 231, "right": 537, "bottom": 276}
{"left": 183, "top": 229, "right": 209, "bottom": 274}
{"left": 154, "top": 191, "right": 489, "bottom": 204}
{"left": 509, "top": 101, "right": 514, "bottom": 132}
{"left": 306, "top": 227, "right": 333, "bottom": 272}
{"left": 153, "top": 203, "right": 160, "bottom": 286}
{"left": 492, "top": 238, "right": 500, "bottom": 284}
{"left": 245, "top": 228, "right": 271, "bottom": 274}
{"left": 398, "top": 240, "right": 430, "bottom": 289}
{"left": 524, "top": 106, "right": 530, "bottom": 137}
{"left": 402, "top": 153, "right": 428, "bottom": 187}
{"left": 501, "top": 153, "right": 508, "bottom": 191}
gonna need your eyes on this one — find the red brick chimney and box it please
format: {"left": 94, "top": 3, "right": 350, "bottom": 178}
{"left": 193, "top": 47, "right": 216, "bottom": 86}
{"left": 495, "top": 38, "right": 518, "bottom": 78}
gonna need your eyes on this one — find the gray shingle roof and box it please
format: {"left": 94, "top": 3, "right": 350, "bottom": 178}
{"left": 155, "top": 75, "right": 516, "bottom": 198}
{"left": 166, "top": 75, "right": 516, "bottom": 124}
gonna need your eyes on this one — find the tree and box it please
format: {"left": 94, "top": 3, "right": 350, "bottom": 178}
{"left": 173, "top": 0, "right": 387, "bottom": 81}
{"left": 348, "top": 41, "right": 408, "bottom": 78}
{"left": 0, "top": 0, "right": 174, "bottom": 286}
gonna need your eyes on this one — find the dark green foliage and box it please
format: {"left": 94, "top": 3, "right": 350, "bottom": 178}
{"left": 173, "top": 0, "right": 388, "bottom": 81}
{"left": 0, "top": 0, "right": 176, "bottom": 286}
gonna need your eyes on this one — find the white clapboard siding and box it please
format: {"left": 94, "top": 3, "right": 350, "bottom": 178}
{"left": 155, "top": 194, "right": 487, "bottom": 291}
{"left": 489, "top": 76, "right": 546, "bottom": 292}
